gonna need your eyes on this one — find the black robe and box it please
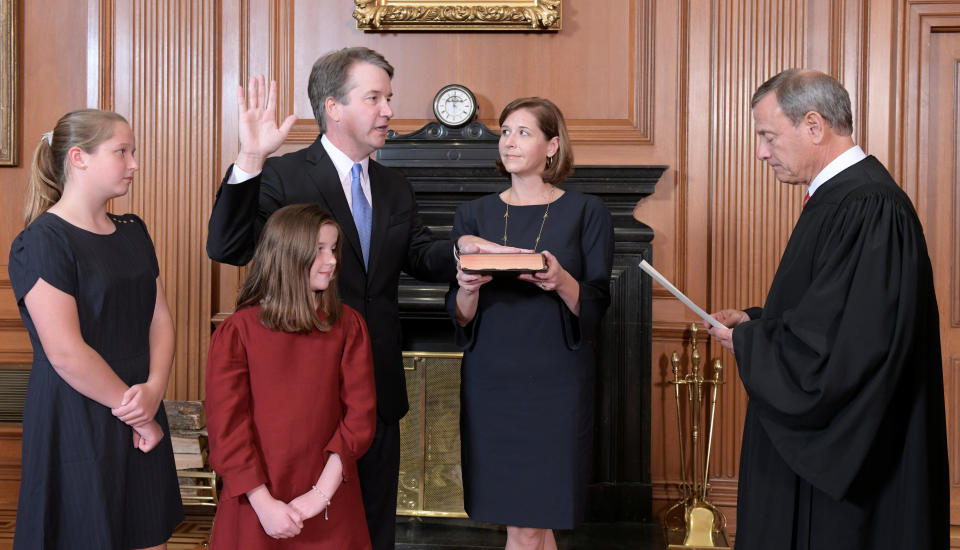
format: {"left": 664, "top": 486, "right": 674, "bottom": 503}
{"left": 731, "top": 156, "right": 948, "bottom": 549}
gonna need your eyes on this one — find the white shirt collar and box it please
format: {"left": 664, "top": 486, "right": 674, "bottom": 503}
{"left": 321, "top": 134, "right": 369, "bottom": 181}
{"left": 807, "top": 145, "right": 867, "bottom": 197}
{"left": 321, "top": 134, "right": 371, "bottom": 209}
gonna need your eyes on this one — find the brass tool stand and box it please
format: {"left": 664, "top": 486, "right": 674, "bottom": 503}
{"left": 663, "top": 324, "right": 730, "bottom": 549}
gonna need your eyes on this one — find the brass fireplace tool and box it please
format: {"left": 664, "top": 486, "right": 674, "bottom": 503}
{"left": 663, "top": 323, "right": 730, "bottom": 549}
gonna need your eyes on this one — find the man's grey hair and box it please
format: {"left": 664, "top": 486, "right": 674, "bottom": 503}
{"left": 308, "top": 47, "right": 394, "bottom": 134}
{"left": 751, "top": 69, "right": 853, "bottom": 136}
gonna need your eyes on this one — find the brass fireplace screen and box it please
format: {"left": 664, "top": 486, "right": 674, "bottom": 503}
{"left": 398, "top": 351, "right": 467, "bottom": 517}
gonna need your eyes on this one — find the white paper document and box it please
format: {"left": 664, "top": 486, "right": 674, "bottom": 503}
{"left": 638, "top": 260, "right": 725, "bottom": 329}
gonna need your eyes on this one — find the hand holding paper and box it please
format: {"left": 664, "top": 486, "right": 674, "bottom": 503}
{"left": 638, "top": 260, "right": 725, "bottom": 329}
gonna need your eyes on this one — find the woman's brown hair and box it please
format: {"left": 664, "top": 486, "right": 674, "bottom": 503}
{"left": 24, "top": 109, "right": 129, "bottom": 227}
{"left": 236, "top": 204, "right": 343, "bottom": 332}
{"left": 495, "top": 97, "right": 574, "bottom": 184}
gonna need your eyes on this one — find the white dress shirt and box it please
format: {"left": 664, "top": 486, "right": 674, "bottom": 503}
{"left": 226, "top": 134, "right": 373, "bottom": 210}
{"left": 806, "top": 145, "right": 867, "bottom": 198}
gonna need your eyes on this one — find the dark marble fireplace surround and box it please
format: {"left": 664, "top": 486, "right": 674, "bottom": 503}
{"left": 379, "top": 122, "right": 666, "bottom": 522}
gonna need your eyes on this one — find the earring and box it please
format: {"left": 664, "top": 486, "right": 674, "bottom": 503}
{"left": 545, "top": 155, "right": 554, "bottom": 169}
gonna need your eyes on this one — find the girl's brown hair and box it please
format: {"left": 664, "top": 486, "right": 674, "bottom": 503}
{"left": 236, "top": 204, "right": 343, "bottom": 332}
{"left": 495, "top": 97, "right": 574, "bottom": 184}
{"left": 24, "top": 109, "right": 129, "bottom": 227}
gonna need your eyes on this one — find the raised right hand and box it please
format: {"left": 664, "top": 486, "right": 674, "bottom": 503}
{"left": 235, "top": 75, "right": 297, "bottom": 174}
{"left": 248, "top": 486, "right": 304, "bottom": 539}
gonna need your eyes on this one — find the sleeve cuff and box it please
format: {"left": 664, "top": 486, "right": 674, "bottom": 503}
{"left": 228, "top": 163, "right": 260, "bottom": 184}
{"left": 221, "top": 464, "right": 269, "bottom": 499}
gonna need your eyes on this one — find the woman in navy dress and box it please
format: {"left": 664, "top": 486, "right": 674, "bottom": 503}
{"left": 447, "top": 98, "right": 614, "bottom": 550}
{"left": 8, "top": 109, "right": 183, "bottom": 548}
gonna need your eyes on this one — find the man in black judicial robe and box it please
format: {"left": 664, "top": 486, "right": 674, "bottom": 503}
{"left": 707, "top": 69, "right": 948, "bottom": 549}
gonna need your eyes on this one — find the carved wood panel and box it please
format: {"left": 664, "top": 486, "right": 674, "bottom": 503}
{"left": 900, "top": 2, "right": 960, "bottom": 521}
{"left": 212, "top": 0, "right": 669, "bottom": 320}
{"left": 108, "top": 0, "right": 219, "bottom": 400}
{"left": 242, "top": 0, "right": 655, "bottom": 145}
{"left": 704, "top": 0, "right": 811, "bottom": 492}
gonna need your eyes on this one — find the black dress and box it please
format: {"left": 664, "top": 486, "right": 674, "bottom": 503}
{"left": 8, "top": 212, "right": 183, "bottom": 549}
{"left": 446, "top": 190, "right": 613, "bottom": 529}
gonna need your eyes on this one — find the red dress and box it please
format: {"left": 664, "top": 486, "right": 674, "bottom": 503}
{"left": 206, "top": 304, "right": 376, "bottom": 549}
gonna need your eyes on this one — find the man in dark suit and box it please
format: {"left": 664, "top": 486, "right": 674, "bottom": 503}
{"left": 207, "top": 47, "right": 497, "bottom": 549}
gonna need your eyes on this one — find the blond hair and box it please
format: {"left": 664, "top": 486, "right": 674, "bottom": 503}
{"left": 24, "top": 109, "right": 128, "bottom": 227}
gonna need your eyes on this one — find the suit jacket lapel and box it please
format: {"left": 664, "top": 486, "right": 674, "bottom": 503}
{"left": 367, "top": 161, "right": 392, "bottom": 278}
{"left": 304, "top": 140, "right": 366, "bottom": 270}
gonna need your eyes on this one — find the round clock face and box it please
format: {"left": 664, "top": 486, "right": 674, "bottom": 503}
{"left": 433, "top": 84, "right": 477, "bottom": 127}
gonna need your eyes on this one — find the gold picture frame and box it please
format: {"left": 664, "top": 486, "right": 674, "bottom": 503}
{"left": 0, "top": 0, "right": 18, "bottom": 166}
{"left": 354, "top": 0, "right": 561, "bottom": 32}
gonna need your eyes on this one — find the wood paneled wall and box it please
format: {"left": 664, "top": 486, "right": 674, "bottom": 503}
{"left": 1, "top": 0, "right": 958, "bottom": 535}
{"left": 111, "top": 0, "right": 220, "bottom": 400}
{"left": 0, "top": 0, "right": 88, "bottom": 366}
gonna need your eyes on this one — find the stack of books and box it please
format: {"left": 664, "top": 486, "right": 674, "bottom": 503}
{"left": 164, "top": 400, "right": 208, "bottom": 471}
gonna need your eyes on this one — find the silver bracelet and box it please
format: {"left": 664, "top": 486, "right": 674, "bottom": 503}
{"left": 453, "top": 242, "right": 461, "bottom": 263}
{"left": 311, "top": 485, "right": 331, "bottom": 520}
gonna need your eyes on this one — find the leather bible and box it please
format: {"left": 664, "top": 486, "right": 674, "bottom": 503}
{"left": 459, "top": 252, "right": 548, "bottom": 274}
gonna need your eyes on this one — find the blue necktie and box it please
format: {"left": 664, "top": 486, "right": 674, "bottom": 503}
{"left": 351, "top": 162, "right": 372, "bottom": 267}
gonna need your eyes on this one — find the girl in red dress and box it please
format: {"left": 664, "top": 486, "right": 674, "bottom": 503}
{"left": 206, "top": 204, "right": 376, "bottom": 549}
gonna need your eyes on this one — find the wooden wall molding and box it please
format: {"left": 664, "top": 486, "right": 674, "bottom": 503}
{"left": 0, "top": 322, "right": 30, "bottom": 363}
{"left": 899, "top": 2, "right": 960, "bottom": 202}
{"left": 107, "top": 0, "right": 219, "bottom": 400}
{"left": 652, "top": 323, "right": 701, "bottom": 341}
{"left": 902, "top": 7, "right": 960, "bottom": 522}
{"left": 955, "top": 60, "right": 960, "bottom": 330}
{"left": 261, "top": 0, "right": 657, "bottom": 148}
{"left": 825, "top": 0, "right": 869, "bottom": 144}
{"left": 899, "top": 3, "right": 960, "bottom": 328}
{"left": 667, "top": 0, "right": 691, "bottom": 295}
{"left": 952, "top": 357, "right": 960, "bottom": 486}
{"left": 952, "top": 355, "right": 960, "bottom": 522}
{"left": 86, "top": 0, "right": 116, "bottom": 110}
{"left": 708, "top": 0, "right": 808, "bottom": 323}
{"left": 703, "top": 0, "right": 809, "bottom": 482}
{"left": 271, "top": 0, "right": 294, "bottom": 120}
{"left": 0, "top": 425, "right": 20, "bottom": 510}
{"left": 0, "top": 0, "right": 17, "bottom": 167}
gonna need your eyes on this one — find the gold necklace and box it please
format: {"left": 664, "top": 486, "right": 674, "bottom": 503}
{"left": 502, "top": 186, "right": 554, "bottom": 251}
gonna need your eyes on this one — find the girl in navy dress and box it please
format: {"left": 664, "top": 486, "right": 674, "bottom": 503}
{"left": 8, "top": 109, "right": 183, "bottom": 549}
